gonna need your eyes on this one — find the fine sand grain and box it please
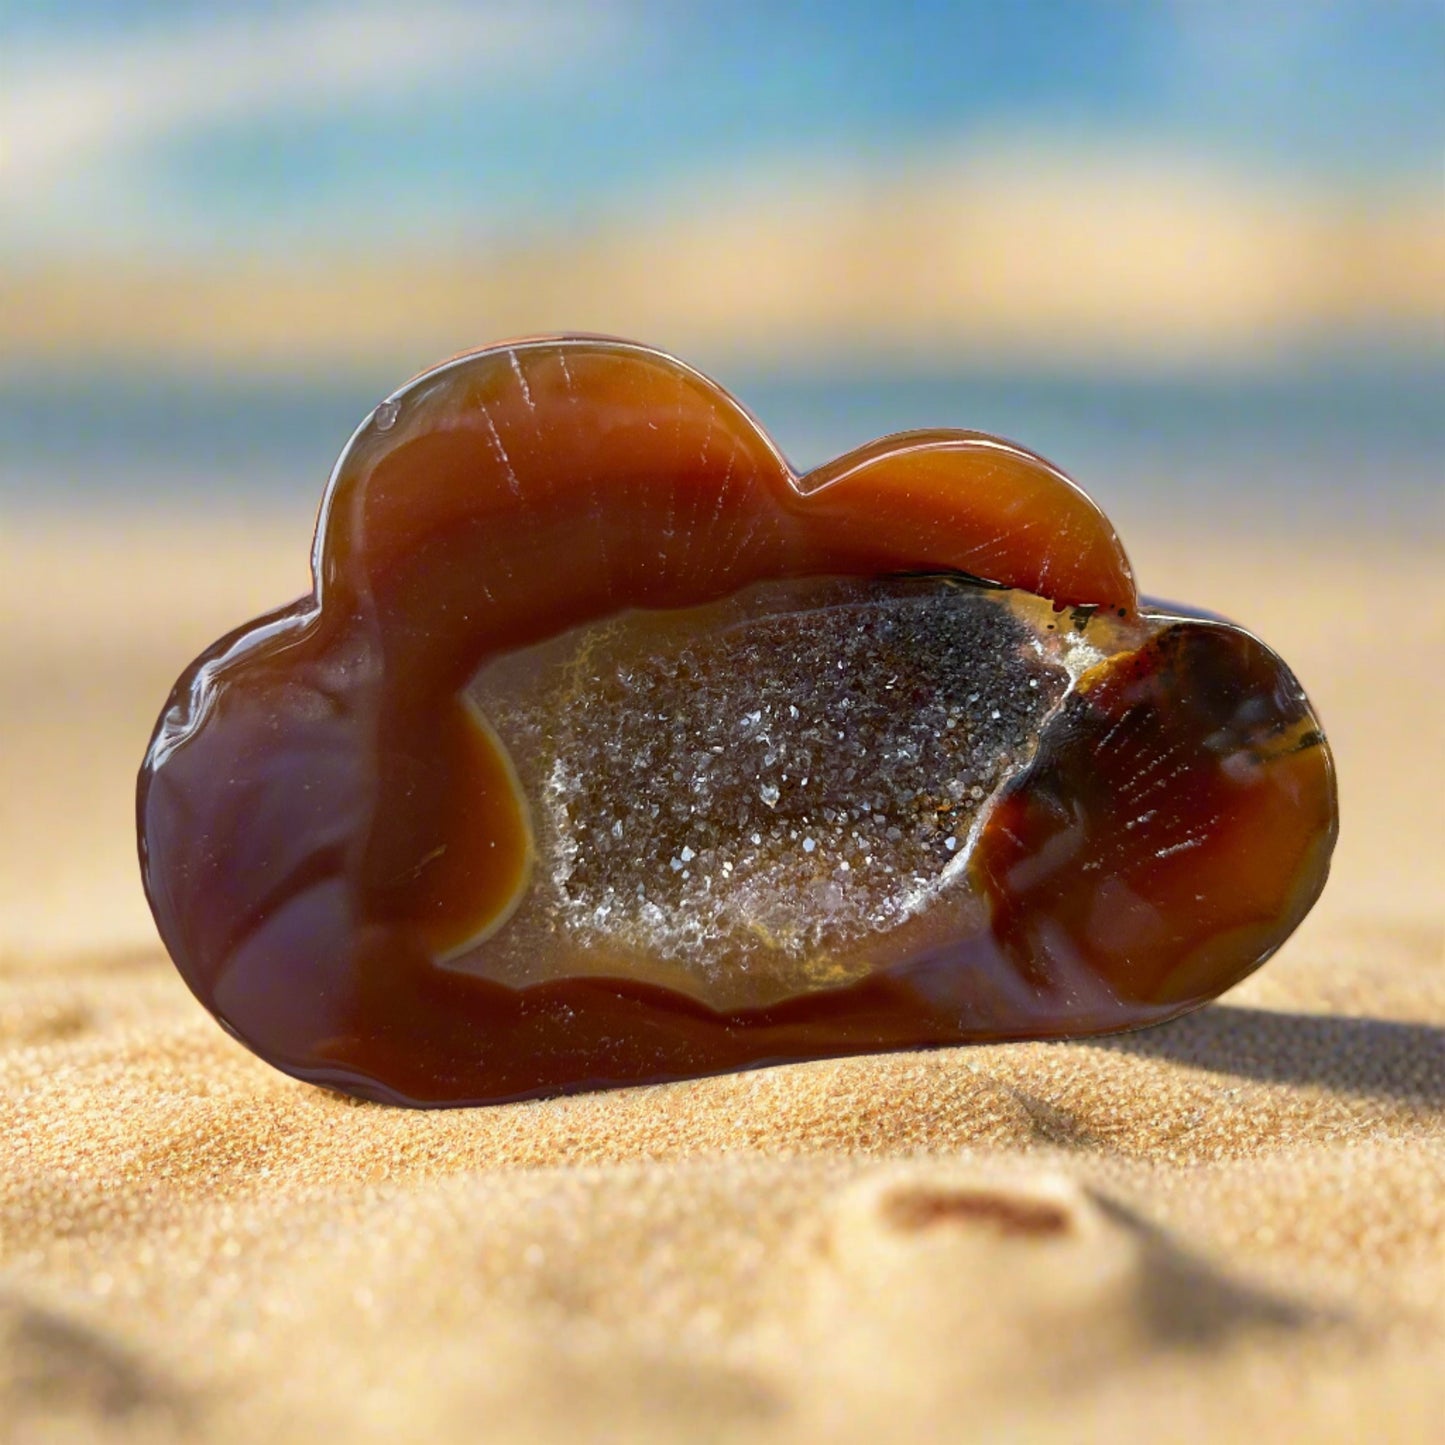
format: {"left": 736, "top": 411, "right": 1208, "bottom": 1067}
{"left": 2, "top": 514, "right": 1442, "bottom": 1443}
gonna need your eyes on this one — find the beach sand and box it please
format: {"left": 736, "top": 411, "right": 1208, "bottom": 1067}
{"left": 2, "top": 514, "right": 1441, "bottom": 1442}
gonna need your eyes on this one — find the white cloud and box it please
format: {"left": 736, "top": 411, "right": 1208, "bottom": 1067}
{"left": 1, "top": 2, "right": 613, "bottom": 190}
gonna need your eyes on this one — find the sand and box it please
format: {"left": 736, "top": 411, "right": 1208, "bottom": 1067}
{"left": 2, "top": 513, "right": 1442, "bottom": 1443}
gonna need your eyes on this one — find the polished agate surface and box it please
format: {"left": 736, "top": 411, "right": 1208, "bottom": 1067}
{"left": 137, "top": 336, "right": 1337, "bottom": 1106}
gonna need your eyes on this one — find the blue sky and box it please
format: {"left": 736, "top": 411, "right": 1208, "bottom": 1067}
{"left": 5, "top": 1, "right": 1442, "bottom": 257}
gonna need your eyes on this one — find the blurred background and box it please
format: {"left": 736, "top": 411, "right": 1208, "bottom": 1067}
{"left": 1, "top": 1, "right": 1442, "bottom": 951}
{"left": 2, "top": 0, "right": 1441, "bottom": 527}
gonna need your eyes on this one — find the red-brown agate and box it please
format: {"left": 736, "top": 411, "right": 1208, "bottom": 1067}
{"left": 137, "top": 336, "right": 1337, "bottom": 1106}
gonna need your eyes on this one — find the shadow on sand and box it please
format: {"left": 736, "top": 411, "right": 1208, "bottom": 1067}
{"left": 1097, "top": 1004, "right": 1445, "bottom": 1107}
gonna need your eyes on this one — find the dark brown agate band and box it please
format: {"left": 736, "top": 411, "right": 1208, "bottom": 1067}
{"left": 138, "top": 337, "right": 1336, "bottom": 1106}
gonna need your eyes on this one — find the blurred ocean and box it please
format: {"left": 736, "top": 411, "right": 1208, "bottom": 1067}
{"left": 4, "top": 352, "right": 1440, "bottom": 539}
{"left": 6, "top": 5, "right": 1440, "bottom": 557}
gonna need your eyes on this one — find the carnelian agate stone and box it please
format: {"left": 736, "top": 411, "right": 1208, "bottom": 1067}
{"left": 137, "top": 337, "right": 1337, "bottom": 1106}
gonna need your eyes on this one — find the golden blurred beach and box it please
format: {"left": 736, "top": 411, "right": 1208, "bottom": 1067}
{"left": 6, "top": 153, "right": 1442, "bottom": 373}
{"left": 2, "top": 512, "right": 1442, "bottom": 1442}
